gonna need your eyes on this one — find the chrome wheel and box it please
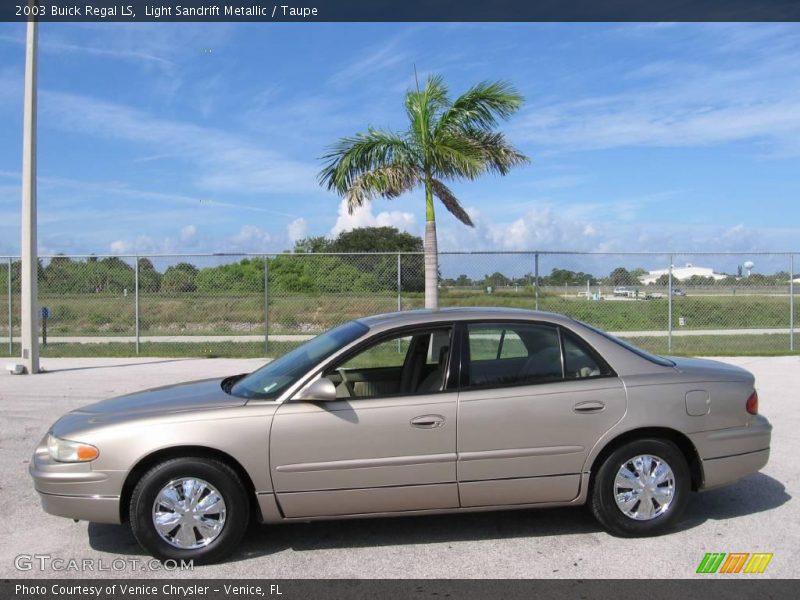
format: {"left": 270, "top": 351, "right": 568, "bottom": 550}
{"left": 152, "top": 477, "right": 227, "bottom": 549}
{"left": 614, "top": 454, "right": 675, "bottom": 521}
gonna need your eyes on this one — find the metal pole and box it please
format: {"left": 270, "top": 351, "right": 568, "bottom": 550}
{"left": 20, "top": 16, "right": 39, "bottom": 373}
{"left": 397, "top": 253, "right": 402, "bottom": 312}
{"left": 534, "top": 252, "right": 540, "bottom": 310}
{"left": 397, "top": 253, "right": 402, "bottom": 353}
{"left": 134, "top": 256, "right": 140, "bottom": 355}
{"left": 667, "top": 255, "right": 673, "bottom": 353}
{"left": 7, "top": 257, "right": 12, "bottom": 355}
{"left": 264, "top": 254, "right": 269, "bottom": 354}
{"left": 790, "top": 254, "right": 795, "bottom": 352}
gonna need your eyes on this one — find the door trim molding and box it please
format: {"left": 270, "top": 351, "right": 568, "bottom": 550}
{"left": 458, "top": 445, "right": 584, "bottom": 461}
{"left": 275, "top": 452, "right": 457, "bottom": 473}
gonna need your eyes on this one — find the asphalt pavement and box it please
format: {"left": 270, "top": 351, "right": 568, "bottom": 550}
{"left": 1, "top": 356, "right": 797, "bottom": 578}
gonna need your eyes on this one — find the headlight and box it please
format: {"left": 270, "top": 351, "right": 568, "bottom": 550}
{"left": 46, "top": 433, "right": 99, "bottom": 462}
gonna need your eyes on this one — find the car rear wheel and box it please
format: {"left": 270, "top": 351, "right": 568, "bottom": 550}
{"left": 590, "top": 438, "right": 690, "bottom": 537}
{"left": 129, "top": 457, "right": 249, "bottom": 564}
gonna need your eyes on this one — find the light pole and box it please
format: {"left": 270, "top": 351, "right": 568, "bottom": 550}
{"left": 20, "top": 15, "right": 39, "bottom": 374}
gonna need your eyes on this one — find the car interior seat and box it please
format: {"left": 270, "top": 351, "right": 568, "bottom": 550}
{"left": 416, "top": 345, "right": 450, "bottom": 393}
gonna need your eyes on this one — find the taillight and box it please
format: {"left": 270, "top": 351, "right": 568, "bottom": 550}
{"left": 746, "top": 390, "right": 759, "bottom": 415}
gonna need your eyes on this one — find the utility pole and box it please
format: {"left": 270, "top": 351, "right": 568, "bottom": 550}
{"left": 20, "top": 15, "right": 39, "bottom": 374}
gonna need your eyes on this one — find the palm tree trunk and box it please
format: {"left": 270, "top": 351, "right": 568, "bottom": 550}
{"left": 424, "top": 180, "right": 439, "bottom": 309}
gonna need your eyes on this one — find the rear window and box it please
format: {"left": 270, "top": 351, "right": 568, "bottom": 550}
{"left": 466, "top": 323, "right": 563, "bottom": 388}
{"left": 578, "top": 321, "right": 675, "bottom": 367}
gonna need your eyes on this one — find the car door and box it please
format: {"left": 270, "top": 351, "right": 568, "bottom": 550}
{"left": 270, "top": 326, "right": 459, "bottom": 518}
{"left": 456, "top": 321, "right": 626, "bottom": 508}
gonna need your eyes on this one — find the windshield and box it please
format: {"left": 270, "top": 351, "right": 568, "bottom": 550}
{"left": 230, "top": 320, "right": 369, "bottom": 399}
{"left": 578, "top": 321, "right": 675, "bottom": 367}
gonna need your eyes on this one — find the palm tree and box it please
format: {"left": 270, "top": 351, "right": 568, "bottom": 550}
{"left": 318, "top": 74, "right": 529, "bottom": 309}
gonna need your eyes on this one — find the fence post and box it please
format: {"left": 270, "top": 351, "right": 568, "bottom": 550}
{"left": 134, "top": 256, "right": 140, "bottom": 355}
{"left": 534, "top": 252, "right": 540, "bottom": 310}
{"left": 790, "top": 254, "right": 795, "bottom": 352}
{"left": 667, "top": 254, "right": 673, "bottom": 353}
{"left": 264, "top": 255, "right": 270, "bottom": 354}
{"left": 397, "top": 253, "right": 402, "bottom": 312}
{"left": 7, "top": 256, "right": 12, "bottom": 355}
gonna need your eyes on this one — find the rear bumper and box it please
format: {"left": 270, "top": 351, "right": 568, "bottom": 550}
{"left": 690, "top": 415, "right": 772, "bottom": 490}
{"left": 700, "top": 448, "right": 770, "bottom": 490}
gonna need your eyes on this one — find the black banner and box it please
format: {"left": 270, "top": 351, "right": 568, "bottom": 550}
{"left": 3, "top": 580, "right": 798, "bottom": 600}
{"left": 2, "top": 0, "right": 800, "bottom": 23}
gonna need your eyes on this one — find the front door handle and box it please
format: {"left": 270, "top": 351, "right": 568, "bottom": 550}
{"left": 573, "top": 401, "right": 606, "bottom": 414}
{"left": 410, "top": 414, "right": 445, "bottom": 429}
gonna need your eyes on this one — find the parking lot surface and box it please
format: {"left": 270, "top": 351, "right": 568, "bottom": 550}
{"left": 1, "top": 356, "right": 797, "bottom": 578}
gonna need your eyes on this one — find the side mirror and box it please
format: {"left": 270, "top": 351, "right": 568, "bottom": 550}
{"left": 295, "top": 378, "right": 337, "bottom": 402}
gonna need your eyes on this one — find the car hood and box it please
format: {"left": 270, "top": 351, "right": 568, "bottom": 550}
{"left": 65, "top": 377, "right": 245, "bottom": 420}
{"left": 667, "top": 356, "right": 754, "bottom": 383}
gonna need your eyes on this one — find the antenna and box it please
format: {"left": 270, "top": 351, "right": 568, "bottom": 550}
{"left": 413, "top": 64, "right": 420, "bottom": 92}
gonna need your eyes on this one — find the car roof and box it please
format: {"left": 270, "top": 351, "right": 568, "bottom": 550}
{"left": 357, "top": 307, "right": 577, "bottom": 330}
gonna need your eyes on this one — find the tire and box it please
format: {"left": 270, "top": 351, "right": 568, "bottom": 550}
{"left": 590, "top": 438, "right": 690, "bottom": 537}
{"left": 129, "top": 457, "right": 250, "bottom": 564}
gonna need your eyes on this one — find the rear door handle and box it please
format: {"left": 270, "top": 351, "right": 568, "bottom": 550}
{"left": 410, "top": 414, "right": 445, "bottom": 429}
{"left": 573, "top": 401, "right": 605, "bottom": 414}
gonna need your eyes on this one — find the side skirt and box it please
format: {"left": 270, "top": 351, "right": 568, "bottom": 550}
{"left": 255, "top": 472, "right": 591, "bottom": 524}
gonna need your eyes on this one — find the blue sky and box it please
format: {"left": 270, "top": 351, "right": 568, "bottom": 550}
{"left": 0, "top": 22, "right": 799, "bottom": 258}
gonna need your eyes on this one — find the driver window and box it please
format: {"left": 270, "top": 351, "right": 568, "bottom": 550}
{"left": 324, "top": 328, "right": 452, "bottom": 399}
{"left": 339, "top": 336, "right": 411, "bottom": 370}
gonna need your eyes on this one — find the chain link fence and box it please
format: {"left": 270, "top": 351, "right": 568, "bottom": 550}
{"left": 0, "top": 251, "right": 797, "bottom": 358}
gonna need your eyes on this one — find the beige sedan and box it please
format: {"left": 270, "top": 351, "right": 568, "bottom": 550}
{"left": 30, "top": 308, "right": 771, "bottom": 563}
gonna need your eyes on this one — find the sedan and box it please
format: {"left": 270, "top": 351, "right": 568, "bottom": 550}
{"left": 30, "top": 308, "right": 772, "bottom": 563}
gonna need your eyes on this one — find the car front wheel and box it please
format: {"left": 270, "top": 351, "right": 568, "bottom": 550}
{"left": 590, "top": 438, "right": 690, "bottom": 537}
{"left": 129, "top": 457, "right": 249, "bottom": 564}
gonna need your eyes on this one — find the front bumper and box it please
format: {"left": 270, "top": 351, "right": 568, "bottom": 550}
{"left": 36, "top": 491, "right": 121, "bottom": 523}
{"left": 29, "top": 443, "right": 122, "bottom": 524}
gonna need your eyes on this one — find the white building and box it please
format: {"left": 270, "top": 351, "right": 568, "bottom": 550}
{"left": 640, "top": 263, "right": 726, "bottom": 285}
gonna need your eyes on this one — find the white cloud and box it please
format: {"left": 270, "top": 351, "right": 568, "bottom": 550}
{"left": 438, "top": 201, "right": 800, "bottom": 255}
{"left": 40, "top": 91, "right": 320, "bottom": 196}
{"left": 229, "top": 225, "right": 273, "bottom": 252}
{"left": 287, "top": 217, "right": 307, "bottom": 243}
{"left": 517, "top": 25, "right": 800, "bottom": 155}
{"left": 329, "top": 27, "right": 419, "bottom": 86}
{"left": 180, "top": 224, "right": 197, "bottom": 242}
{"left": 108, "top": 234, "right": 178, "bottom": 255}
{"left": 106, "top": 224, "right": 282, "bottom": 256}
{"left": 109, "top": 239, "right": 131, "bottom": 254}
{"left": 330, "top": 199, "right": 416, "bottom": 236}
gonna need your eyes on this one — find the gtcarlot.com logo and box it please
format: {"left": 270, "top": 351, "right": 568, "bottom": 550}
{"left": 696, "top": 552, "right": 773, "bottom": 574}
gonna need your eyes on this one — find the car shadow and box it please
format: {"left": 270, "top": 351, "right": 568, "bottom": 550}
{"left": 41, "top": 359, "right": 191, "bottom": 373}
{"left": 87, "top": 472, "right": 789, "bottom": 563}
{"left": 677, "top": 471, "right": 790, "bottom": 530}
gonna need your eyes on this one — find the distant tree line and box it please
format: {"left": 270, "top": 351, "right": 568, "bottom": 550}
{"left": 0, "top": 228, "right": 425, "bottom": 295}
{"left": 0, "top": 234, "right": 793, "bottom": 296}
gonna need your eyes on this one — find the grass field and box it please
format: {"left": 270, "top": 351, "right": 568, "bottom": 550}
{"left": 1, "top": 288, "right": 797, "bottom": 357}
{"left": 4, "top": 332, "right": 797, "bottom": 360}
{"left": 1, "top": 289, "right": 797, "bottom": 333}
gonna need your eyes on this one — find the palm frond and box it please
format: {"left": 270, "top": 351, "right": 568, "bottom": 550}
{"left": 318, "top": 129, "right": 416, "bottom": 195}
{"left": 344, "top": 165, "right": 420, "bottom": 212}
{"left": 430, "top": 179, "right": 474, "bottom": 227}
{"left": 464, "top": 129, "right": 530, "bottom": 175}
{"left": 430, "top": 129, "right": 529, "bottom": 180}
{"left": 435, "top": 80, "right": 524, "bottom": 136}
{"left": 405, "top": 74, "right": 449, "bottom": 149}
{"left": 428, "top": 133, "right": 486, "bottom": 180}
